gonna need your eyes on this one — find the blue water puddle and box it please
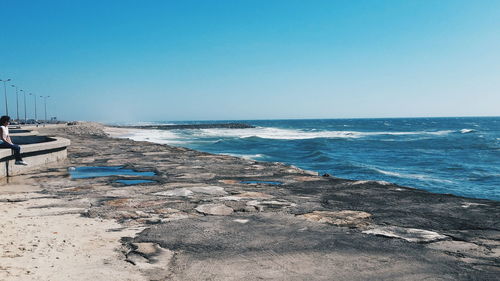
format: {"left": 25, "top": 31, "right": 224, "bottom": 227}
{"left": 69, "top": 166, "right": 156, "bottom": 179}
{"left": 241, "top": 180, "right": 283, "bottom": 185}
{"left": 114, "top": 179, "right": 156, "bottom": 185}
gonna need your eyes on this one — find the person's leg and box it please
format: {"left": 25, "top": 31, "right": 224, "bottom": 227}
{"left": 11, "top": 144, "right": 22, "bottom": 161}
{"left": 0, "top": 142, "right": 23, "bottom": 161}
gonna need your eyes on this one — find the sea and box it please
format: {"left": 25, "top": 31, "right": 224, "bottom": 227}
{"left": 114, "top": 117, "right": 500, "bottom": 201}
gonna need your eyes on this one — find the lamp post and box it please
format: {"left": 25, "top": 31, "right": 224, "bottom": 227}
{"left": 29, "top": 93, "right": 37, "bottom": 122}
{"left": 20, "top": 89, "right": 27, "bottom": 123}
{"left": 10, "top": 85, "right": 20, "bottom": 121}
{"left": 40, "top": 95, "right": 50, "bottom": 124}
{"left": 0, "top": 78, "right": 11, "bottom": 115}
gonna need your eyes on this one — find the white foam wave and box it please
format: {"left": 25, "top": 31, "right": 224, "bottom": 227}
{"left": 115, "top": 129, "right": 187, "bottom": 145}
{"left": 372, "top": 168, "right": 453, "bottom": 183}
{"left": 194, "top": 127, "right": 454, "bottom": 140}
{"left": 111, "top": 126, "right": 456, "bottom": 144}
{"left": 221, "top": 153, "right": 265, "bottom": 160}
{"left": 460, "top": 129, "right": 475, "bottom": 134}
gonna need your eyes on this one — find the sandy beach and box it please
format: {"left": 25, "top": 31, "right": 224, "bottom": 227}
{"left": 1, "top": 122, "right": 499, "bottom": 280}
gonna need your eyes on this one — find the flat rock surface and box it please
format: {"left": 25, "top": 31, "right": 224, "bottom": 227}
{"left": 298, "top": 210, "right": 372, "bottom": 227}
{"left": 1, "top": 123, "right": 498, "bottom": 280}
{"left": 362, "top": 226, "right": 448, "bottom": 243}
{"left": 195, "top": 203, "right": 234, "bottom": 216}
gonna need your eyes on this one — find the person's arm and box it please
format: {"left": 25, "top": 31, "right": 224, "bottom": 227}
{"left": 0, "top": 127, "right": 12, "bottom": 144}
{"left": 0, "top": 127, "right": 6, "bottom": 143}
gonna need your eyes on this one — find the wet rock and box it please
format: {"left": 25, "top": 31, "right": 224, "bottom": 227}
{"left": 293, "top": 176, "right": 322, "bottom": 182}
{"left": 298, "top": 210, "right": 372, "bottom": 228}
{"left": 362, "top": 226, "right": 448, "bottom": 243}
{"left": 195, "top": 204, "right": 233, "bottom": 216}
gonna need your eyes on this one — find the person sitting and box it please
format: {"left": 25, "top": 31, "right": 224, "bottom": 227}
{"left": 0, "top": 115, "right": 28, "bottom": 165}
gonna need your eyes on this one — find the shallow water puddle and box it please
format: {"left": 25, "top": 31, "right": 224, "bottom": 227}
{"left": 69, "top": 166, "right": 155, "bottom": 179}
{"left": 240, "top": 180, "right": 283, "bottom": 185}
{"left": 114, "top": 179, "right": 156, "bottom": 185}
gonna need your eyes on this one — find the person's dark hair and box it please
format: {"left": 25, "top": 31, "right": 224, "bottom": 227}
{"left": 0, "top": 116, "right": 11, "bottom": 125}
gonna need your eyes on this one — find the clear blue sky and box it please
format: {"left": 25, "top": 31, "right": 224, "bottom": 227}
{"left": 1, "top": 0, "right": 499, "bottom": 122}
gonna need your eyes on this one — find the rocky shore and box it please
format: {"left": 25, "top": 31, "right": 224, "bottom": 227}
{"left": 1, "top": 122, "right": 499, "bottom": 280}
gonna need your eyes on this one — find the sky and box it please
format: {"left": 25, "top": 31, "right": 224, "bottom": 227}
{"left": 0, "top": 0, "right": 499, "bottom": 122}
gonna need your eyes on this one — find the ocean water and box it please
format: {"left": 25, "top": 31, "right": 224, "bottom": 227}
{"left": 116, "top": 117, "right": 500, "bottom": 201}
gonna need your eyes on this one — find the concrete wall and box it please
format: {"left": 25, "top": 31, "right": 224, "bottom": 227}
{"left": 0, "top": 137, "right": 70, "bottom": 178}
{"left": 10, "top": 130, "right": 39, "bottom": 136}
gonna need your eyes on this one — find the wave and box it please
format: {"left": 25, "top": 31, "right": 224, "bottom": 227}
{"left": 460, "top": 128, "right": 475, "bottom": 134}
{"left": 220, "top": 153, "right": 265, "bottom": 160}
{"left": 117, "top": 129, "right": 187, "bottom": 145}
{"left": 371, "top": 167, "right": 454, "bottom": 183}
{"left": 113, "top": 125, "right": 462, "bottom": 142}
{"left": 192, "top": 127, "right": 455, "bottom": 140}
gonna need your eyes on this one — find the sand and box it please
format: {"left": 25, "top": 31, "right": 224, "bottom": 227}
{"left": 0, "top": 182, "right": 147, "bottom": 281}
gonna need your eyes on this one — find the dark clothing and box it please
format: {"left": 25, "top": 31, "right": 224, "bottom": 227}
{"left": 0, "top": 142, "right": 22, "bottom": 161}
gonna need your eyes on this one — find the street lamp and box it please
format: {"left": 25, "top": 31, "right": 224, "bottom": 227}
{"left": 20, "top": 89, "right": 27, "bottom": 123}
{"left": 40, "top": 95, "right": 50, "bottom": 124}
{"left": 29, "top": 93, "right": 37, "bottom": 121}
{"left": 10, "top": 85, "right": 20, "bottom": 121}
{"left": 0, "top": 78, "right": 11, "bottom": 115}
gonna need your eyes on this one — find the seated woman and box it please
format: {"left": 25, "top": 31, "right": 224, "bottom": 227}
{"left": 0, "top": 115, "right": 27, "bottom": 165}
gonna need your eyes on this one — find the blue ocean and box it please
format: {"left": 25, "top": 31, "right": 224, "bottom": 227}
{"left": 120, "top": 117, "right": 500, "bottom": 201}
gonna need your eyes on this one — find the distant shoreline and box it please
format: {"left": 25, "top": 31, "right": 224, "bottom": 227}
{"left": 115, "top": 123, "right": 255, "bottom": 130}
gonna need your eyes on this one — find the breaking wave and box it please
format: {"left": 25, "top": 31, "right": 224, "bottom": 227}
{"left": 194, "top": 127, "right": 454, "bottom": 140}
{"left": 370, "top": 167, "right": 454, "bottom": 184}
{"left": 460, "top": 129, "right": 475, "bottom": 134}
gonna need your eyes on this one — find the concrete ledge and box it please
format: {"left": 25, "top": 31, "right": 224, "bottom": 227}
{"left": 0, "top": 137, "right": 70, "bottom": 177}
{"left": 10, "top": 130, "right": 39, "bottom": 136}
